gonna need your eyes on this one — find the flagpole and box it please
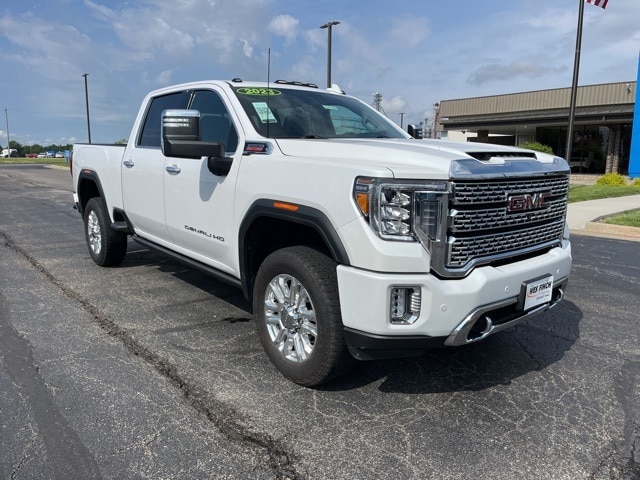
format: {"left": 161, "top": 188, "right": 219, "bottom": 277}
{"left": 565, "top": 0, "right": 585, "bottom": 163}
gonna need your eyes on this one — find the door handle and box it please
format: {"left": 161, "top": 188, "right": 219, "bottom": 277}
{"left": 165, "top": 165, "right": 181, "bottom": 174}
{"left": 123, "top": 159, "right": 134, "bottom": 168}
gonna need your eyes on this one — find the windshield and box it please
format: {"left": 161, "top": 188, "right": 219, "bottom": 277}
{"left": 232, "top": 86, "right": 407, "bottom": 139}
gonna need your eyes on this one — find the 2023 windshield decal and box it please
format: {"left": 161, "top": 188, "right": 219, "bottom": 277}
{"left": 236, "top": 88, "right": 282, "bottom": 96}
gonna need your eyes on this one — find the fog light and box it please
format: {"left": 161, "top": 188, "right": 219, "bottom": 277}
{"left": 390, "top": 286, "right": 421, "bottom": 325}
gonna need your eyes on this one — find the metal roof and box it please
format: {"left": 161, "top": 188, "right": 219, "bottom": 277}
{"left": 438, "top": 81, "right": 636, "bottom": 131}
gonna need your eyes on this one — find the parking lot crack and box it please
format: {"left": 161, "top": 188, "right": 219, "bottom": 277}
{"left": 1, "top": 230, "right": 304, "bottom": 480}
{"left": 612, "top": 360, "right": 640, "bottom": 478}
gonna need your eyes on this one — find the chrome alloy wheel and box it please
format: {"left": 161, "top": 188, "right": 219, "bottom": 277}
{"left": 263, "top": 274, "right": 318, "bottom": 362}
{"left": 86, "top": 209, "right": 102, "bottom": 255}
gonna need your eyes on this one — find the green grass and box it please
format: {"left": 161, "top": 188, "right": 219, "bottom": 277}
{"left": 603, "top": 208, "right": 640, "bottom": 228}
{"left": 568, "top": 184, "right": 640, "bottom": 203}
{"left": 603, "top": 209, "right": 640, "bottom": 228}
{"left": 0, "top": 157, "right": 69, "bottom": 167}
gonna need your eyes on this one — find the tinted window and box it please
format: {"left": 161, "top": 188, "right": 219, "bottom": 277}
{"left": 232, "top": 87, "right": 406, "bottom": 139}
{"left": 190, "top": 90, "right": 239, "bottom": 153}
{"left": 138, "top": 91, "right": 191, "bottom": 147}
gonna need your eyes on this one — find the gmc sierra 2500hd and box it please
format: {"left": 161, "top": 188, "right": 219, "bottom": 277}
{"left": 72, "top": 79, "right": 572, "bottom": 386}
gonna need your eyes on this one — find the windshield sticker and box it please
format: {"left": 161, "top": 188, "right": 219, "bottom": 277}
{"left": 237, "top": 87, "right": 281, "bottom": 96}
{"left": 253, "top": 102, "right": 277, "bottom": 123}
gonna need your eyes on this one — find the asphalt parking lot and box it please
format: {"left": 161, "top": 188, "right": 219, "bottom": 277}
{"left": 1, "top": 165, "right": 639, "bottom": 479}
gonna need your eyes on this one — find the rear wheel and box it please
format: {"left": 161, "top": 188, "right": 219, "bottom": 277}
{"left": 253, "top": 246, "right": 354, "bottom": 387}
{"left": 84, "top": 197, "right": 127, "bottom": 267}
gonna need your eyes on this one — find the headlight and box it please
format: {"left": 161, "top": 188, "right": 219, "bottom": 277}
{"left": 353, "top": 177, "right": 449, "bottom": 243}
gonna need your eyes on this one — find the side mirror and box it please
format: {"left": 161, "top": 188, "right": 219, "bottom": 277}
{"left": 161, "top": 109, "right": 224, "bottom": 159}
{"left": 407, "top": 124, "right": 423, "bottom": 139}
{"left": 207, "top": 157, "right": 233, "bottom": 176}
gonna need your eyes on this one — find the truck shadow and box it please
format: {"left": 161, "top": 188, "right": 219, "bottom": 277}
{"left": 325, "top": 301, "right": 582, "bottom": 394}
{"left": 123, "top": 242, "right": 582, "bottom": 394}
{"left": 123, "top": 243, "right": 252, "bottom": 311}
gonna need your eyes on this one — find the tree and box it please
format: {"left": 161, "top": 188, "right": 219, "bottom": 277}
{"left": 8, "top": 140, "right": 21, "bottom": 155}
{"left": 519, "top": 141, "right": 554, "bottom": 154}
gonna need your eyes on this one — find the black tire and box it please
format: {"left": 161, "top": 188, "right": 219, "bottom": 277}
{"left": 83, "top": 197, "right": 127, "bottom": 267}
{"left": 253, "top": 246, "right": 354, "bottom": 387}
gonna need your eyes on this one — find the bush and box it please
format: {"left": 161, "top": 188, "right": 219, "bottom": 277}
{"left": 595, "top": 173, "right": 627, "bottom": 187}
{"left": 519, "top": 141, "right": 554, "bottom": 154}
{"left": 633, "top": 178, "right": 640, "bottom": 187}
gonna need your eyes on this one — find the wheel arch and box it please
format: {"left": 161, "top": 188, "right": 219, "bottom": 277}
{"left": 76, "top": 170, "right": 106, "bottom": 216}
{"left": 239, "top": 200, "right": 350, "bottom": 301}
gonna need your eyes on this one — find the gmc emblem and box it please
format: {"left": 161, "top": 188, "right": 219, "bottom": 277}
{"left": 507, "top": 193, "right": 550, "bottom": 212}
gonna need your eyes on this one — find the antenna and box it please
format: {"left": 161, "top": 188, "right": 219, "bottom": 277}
{"left": 267, "top": 48, "right": 271, "bottom": 138}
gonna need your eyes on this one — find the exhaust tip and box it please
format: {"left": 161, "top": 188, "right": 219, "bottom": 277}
{"left": 467, "top": 315, "right": 493, "bottom": 342}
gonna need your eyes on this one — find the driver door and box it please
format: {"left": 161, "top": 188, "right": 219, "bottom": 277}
{"left": 163, "top": 88, "right": 241, "bottom": 274}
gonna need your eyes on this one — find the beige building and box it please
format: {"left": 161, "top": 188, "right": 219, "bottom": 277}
{"left": 436, "top": 81, "right": 636, "bottom": 174}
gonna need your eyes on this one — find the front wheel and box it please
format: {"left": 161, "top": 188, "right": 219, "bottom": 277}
{"left": 83, "top": 197, "right": 127, "bottom": 267}
{"left": 253, "top": 246, "right": 354, "bottom": 387}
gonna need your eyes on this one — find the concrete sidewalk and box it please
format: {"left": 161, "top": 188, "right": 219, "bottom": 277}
{"left": 567, "top": 194, "right": 640, "bottom": 241}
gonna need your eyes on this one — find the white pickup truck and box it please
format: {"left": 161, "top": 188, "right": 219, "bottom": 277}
{"left": 72, "top": 79, "right": 572, "bottom": 386}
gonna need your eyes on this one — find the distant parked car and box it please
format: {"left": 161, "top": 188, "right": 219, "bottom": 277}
{"left": 37, "top": 153, "right": 47, "bottom": 158}
{"left": 26, "top": 154, "right": 38, "bottom": 158}
{"left": 0, "top": 148, "right": 18, "bottom": 157}
{"left": 55, "top": 152, "right": 65, "bottom": 158}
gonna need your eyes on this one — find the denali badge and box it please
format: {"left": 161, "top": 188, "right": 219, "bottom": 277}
{"left": 507, "top": 193, "right": 550, "bottom": 212}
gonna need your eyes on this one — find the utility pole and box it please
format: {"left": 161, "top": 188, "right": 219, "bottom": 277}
{"left": 320, "top": 21, "right": 340, "bottom": 88}
{"left": 83, "top": 73, "right": 92, "bottom": 143}
{"left": 399, "top": 112, "right": 405, "bottom": 129}
{"left": 3, "top": 107, "right": 9, "bottom": 154}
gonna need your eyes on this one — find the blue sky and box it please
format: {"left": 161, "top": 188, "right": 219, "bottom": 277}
{"left": 0, "top": 0, "right": 638, "bottom": 146}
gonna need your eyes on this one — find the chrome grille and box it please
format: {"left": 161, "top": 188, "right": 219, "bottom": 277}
{"left": 451, "top": 199, "right": 566, "bottom": 232}
{"left": 440, "top": 175, "right": 569, "bottom": 275}
{"left": 449, "top": 222, "right": 566, "bottom": 268}
{"left": 453, "top": 177, "right": 569, "bottom": 205}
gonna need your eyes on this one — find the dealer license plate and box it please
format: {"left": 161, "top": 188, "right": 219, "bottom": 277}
{"left": 522, "top": 275, "right": 554, "bottom": 311}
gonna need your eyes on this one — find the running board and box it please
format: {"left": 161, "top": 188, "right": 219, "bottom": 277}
{"left": 131, "top": 235, "right": 243, "bottom": 291}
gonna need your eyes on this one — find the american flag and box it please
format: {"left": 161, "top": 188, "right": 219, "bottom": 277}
{"left": 586, "top": 0, "right": 608, "bottom": 9}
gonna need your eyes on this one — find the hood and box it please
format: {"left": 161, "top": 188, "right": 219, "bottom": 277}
{"left": 273, "top": 138, "right": 566, "bottom": 179}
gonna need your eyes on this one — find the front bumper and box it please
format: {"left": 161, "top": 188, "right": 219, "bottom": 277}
{"left": 337, "top": 242, "right": 571, "bottom": 360}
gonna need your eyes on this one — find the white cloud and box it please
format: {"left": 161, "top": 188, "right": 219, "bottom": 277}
{"left": 156, "top": 69, "right": 175, "bottom": 85}
{"left": 269, "top": 14, "right": 299, "bottom": 44}
{"left": 388, "top": 16, "right": 429, "bottom": 48}
{"left": 304, "top": 28, "right": 325, "bottom": 50}
{"left": 467, "top": 60, "right": 566, "bottom": 86}
{"left": 381, "top": 96, "right": 408, "bottom": 115}
{"left": 523, "top": 8, "right": 576, "bottom": 34}
{"left": 241, "top": 39, "right": 254, "bottom": 58}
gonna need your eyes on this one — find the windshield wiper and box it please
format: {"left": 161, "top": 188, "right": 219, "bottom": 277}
{"left": 302, "top": 134, "right": 327, "bottom": 139}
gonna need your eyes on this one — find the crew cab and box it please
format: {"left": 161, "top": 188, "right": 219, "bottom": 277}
{"left": 72, "top": 79, "right": 572, "bottom": 386}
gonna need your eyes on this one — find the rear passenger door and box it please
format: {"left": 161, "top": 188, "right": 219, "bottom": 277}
{"left": 122, "top": 90, "right": 190, "bottom": 245}
{"left": 163, "top": 88, "right": 242, "bottom": 274}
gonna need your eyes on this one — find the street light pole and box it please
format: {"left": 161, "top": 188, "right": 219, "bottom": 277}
{"left": 399, "top": 112, "right": 405, "bottom": 129}
{"left": 320, "top": 21, "right": 340, "bottom": 88}
{"left": 3, "top": 108, "right": 9, "bottom": 154}
{"left": 83, "top": 73, "right": 92, "bottom": 144}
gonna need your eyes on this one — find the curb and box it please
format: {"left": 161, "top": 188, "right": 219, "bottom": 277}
{"left": 585, "top": 221, "right": 640, "bottom": 238}
{"left": 572, "top": 222, "right": 640, "bottom": 242}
